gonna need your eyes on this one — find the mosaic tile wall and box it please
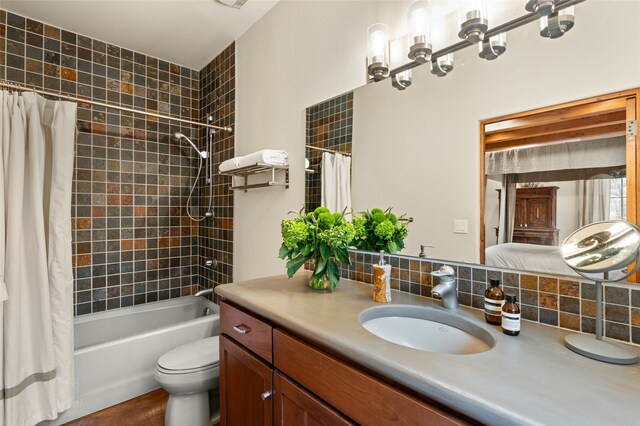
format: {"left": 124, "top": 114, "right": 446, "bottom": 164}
{"left": 197, "top": 43, "right": 235, "bottom": 299}
{"left": 305, "top": 92, "right": 353, "bottom": 212}
{"left": 0, "top": 9, "right": 203, "bottom": 315}
{"left": 343, "top": 250, "right": 640, "bottom": 346}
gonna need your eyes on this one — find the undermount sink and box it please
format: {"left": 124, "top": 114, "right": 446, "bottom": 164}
{"left": 359, "top": 305, "right": 495, "bottom": 355}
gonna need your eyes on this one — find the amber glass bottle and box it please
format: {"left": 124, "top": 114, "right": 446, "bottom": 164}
{"left": 484, "top": 279, "right": 505, "bottom": 325}
{"left": 502, "top": 294, "right": 521, "bottom": 336}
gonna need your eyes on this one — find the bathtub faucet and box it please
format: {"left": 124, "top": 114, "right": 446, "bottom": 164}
{"left": 195, "top": 288, "right": 213, "bottom": 297}
{"left": 195, "top": 288, "right": 214, "bottom": 316}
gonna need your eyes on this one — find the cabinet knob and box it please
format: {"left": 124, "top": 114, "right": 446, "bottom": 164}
{"left": 233, "top": 324, "right": 251, "bottom": 334}
{"left": 261, "top": 390, "right": 273, "bottom": 400}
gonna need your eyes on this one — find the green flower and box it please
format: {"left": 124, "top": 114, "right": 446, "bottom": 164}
{"left": 318, "top": 221, "right": 355, "bottom": 248}
{"left": 352, "top": 216, "right": 367, "bottom": 240}
{"left": 374, "top": 219, "right": 395, "bottom": 240}
{"left": 317, "top": 212, "right": 336, "bottom": 230}
{"left": 314, "top": 206, "right": 330, "bottom": 217}
{"left": 372, "top": 212, "right": 386, "bottom": 224}
{"left": 281, "top": 218, "right": 310, "bottom": 250}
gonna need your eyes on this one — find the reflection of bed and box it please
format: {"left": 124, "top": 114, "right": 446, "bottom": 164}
{"left": 485, "top": 243, "right": 579, "bottom": 278}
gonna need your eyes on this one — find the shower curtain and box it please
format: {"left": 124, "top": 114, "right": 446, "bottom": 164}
{"left": 0, "top": 91, "right": 76, "bottom": 426}
{"left": 497, "top": 174, "right": 517, "bottom": 244}
{"left": 321, "top": 152, "right": 352, "bottom": 218}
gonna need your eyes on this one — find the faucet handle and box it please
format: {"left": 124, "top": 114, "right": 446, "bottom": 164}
{"left": 431, "top": 265, "right": 455, "bottom": 277}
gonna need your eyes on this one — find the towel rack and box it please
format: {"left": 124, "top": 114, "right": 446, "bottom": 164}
{"left": 219, "top": 163, "right": 289, "bottom": 192}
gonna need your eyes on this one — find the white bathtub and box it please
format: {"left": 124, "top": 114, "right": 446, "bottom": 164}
{"left": 49, "top": 296, "right": 220, "bottom": 425}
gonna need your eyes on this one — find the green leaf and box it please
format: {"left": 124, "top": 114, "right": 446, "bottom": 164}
{"left": 286, "top": 255, "right": 308, "bottom": 278}
{"left": 328, "top": 260, "right": 340, "bottom": 288}
{"left": 320, "top": 243, "right": 331, "bottom": 261}
{"left": 387, "top": 240, "right": 398, "bottom": 254}
{"left": 333, "top": 246, "right": 350, "bottom": 264}
{"left": 314, "top": 257, "right": 327, "bottom": 276}
{"left": 301, "top": 243, "right": 313, "bottom": 256}
{"left": 278, "top": 243, "right": 290, "bottom": 260}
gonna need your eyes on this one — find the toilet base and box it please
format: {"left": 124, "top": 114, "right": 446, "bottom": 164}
{"left": 165, "top": 391, "right": 210, "bottom": 426}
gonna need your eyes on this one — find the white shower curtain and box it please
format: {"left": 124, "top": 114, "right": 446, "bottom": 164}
{"left": 321, "top": 152, "right": 352, "bottom": 218}
{"left": 578, "top": 178, "right": 611, "bottom": 227}
{"left": 497, "top": 174, "right": 517, "bottom": 244}
{"left": 0, "top": 91, "right": 76, "bottom": 426}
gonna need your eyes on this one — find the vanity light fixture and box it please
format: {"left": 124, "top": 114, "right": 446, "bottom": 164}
{"left": 458, "top": 0, "right": 489, "bottom": 44}
{"left": 540, "top": 6, "right": 575, "bottom": 38}
{"left": 478, "top": 32, "right": 507, "bottom": 60}
{"left": 430, "top": 54, "right": 454, "bottom": 77}
{"left": 525, "top": 0, "right": 560, "bottom": 16}
{"left": 407, "top": 1, "right": 432, "bottom": 63}
{"left": 367, "top": 23, "right": 390, "bottom": 81}
{"left": 391, "top": 71, "right": 412, "bottom": 90}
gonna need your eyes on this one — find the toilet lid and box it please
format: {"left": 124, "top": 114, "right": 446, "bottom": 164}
{"left": 158, "top": 336, "right": 220, "bottom": 372}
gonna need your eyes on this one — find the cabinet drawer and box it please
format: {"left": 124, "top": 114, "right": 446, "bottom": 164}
{"left": 274, "top": 329, "right": 469, "bottom": 426}
{"left": 221, "top": 301, "right": 273, "bottom": 363}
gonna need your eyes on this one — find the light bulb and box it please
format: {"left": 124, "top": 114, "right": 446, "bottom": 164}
{"left": 407, "top": 1, "right": 432, "bottom": 63}
{"left": 367, "top": 23, "right": 389, "bottom": 81}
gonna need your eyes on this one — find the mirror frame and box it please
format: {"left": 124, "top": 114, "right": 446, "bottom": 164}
{"left": 479, "top": 88, "right": 640, "bottom": 280}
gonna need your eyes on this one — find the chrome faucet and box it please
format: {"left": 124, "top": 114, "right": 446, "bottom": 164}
{"left": 430, "top": 265, "right": 459, "bottom": 310}
{"left": 194, "top": 288, "right": 214, "bottom": 316}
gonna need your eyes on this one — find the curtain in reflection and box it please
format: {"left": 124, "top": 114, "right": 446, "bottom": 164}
{"left": 578, "top": 178, "right": 611, "bottom": 227}
{"left": 0, "top": 91, "right": 76, "bottom": 425}
{"left": 498, "top": 174, "right": 517, "bottom": 244}
{"left": 321, "top": 152, "right": 352, "bottom": 218}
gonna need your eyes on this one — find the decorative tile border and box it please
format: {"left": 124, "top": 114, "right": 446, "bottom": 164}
{"left": 342, "top": 249, "right": 640, "bottom": 346}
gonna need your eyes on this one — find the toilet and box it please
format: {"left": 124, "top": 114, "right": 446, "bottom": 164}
{"left": 155, "top": 336, "right": 221, "bottom": 426}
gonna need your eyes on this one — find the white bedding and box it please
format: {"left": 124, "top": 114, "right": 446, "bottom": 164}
{"left": 485, "top": 243, "right": 579, "bottom": 278}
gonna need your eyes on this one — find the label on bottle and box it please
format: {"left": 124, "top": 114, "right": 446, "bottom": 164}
{"left": 484, "top": 297, "right": 505, "bottom": 315}
{"left": 502, "top": 312, "right": 521, "bottom": 332}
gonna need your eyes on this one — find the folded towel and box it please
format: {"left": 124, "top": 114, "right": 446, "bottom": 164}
{"left": 237, "top": 149, "right": 288, "bottom": 168}
{"left": 305, "top": 158, "right": 310, "bottom": 169}
{"left": 219, "top": 157, "right": 242, "bottom": 173}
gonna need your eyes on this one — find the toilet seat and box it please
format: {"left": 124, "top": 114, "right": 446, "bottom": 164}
{"left": 157, "top": 336, "right": 220, "bottom": 374}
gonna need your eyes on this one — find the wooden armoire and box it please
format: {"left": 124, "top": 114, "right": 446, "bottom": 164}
{"left": 495, "top": 186, "right": 559, "bottom": 246}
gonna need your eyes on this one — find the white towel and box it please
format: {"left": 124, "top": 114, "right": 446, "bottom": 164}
{"left": 305, "top": 158, "right": 310, "bottom": 169}
{"left": 237, "top": 149, "right": 288, "bottom": 168}
{"left": 219, "top": 157, "right": 242, "bottom": 172}
{"left": 321, "top": 152, "right": 352, "bottom": 220}
{"left": 0, "top": 282, "right": 7, "bottom": 302}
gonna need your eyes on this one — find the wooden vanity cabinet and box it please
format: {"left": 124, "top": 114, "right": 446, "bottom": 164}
{"left": 219, "top": 301, "right": 471, "bottom": 426}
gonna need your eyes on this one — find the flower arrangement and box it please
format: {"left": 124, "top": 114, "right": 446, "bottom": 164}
{"left": 279, "top": 207, "right": 355, "bottom": 289}
{"left": 352, "top": 208, "right": 410, "bottom": 254}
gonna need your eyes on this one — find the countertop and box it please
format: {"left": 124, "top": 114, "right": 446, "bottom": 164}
{"left": 215, "top": 273, "right": 640, "bottom": 426}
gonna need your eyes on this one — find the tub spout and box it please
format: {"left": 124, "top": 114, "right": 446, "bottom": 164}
{"left": 195, "top": 288, "right": 213, "bottom": 297}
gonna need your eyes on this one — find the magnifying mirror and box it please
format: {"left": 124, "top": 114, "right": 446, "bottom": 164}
{"left": 561, "top": 220, "right": 640, "bottom": 365}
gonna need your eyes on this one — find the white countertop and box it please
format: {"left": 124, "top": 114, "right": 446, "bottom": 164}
{"left": 215, "top": 273, "right": 640, "bottom": 426}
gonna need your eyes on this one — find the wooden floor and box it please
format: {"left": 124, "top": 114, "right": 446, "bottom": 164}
{"left": 64, "top": 389, "right": 169, "bottom": 426}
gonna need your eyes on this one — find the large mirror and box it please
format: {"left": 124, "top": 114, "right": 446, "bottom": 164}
{"left": 304, "top": 1, "right": 640, "bottom": 278}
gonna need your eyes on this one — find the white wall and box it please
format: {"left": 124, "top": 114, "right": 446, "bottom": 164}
{"left": 235, "top": 0, "right": 640, "bottom": 280}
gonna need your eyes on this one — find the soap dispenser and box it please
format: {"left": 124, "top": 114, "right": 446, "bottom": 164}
{"left": 373, "top": 250, "right": 391, "bottom": 303}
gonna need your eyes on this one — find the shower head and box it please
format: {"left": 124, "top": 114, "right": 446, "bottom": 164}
{"left": 173, "top": 132, "right": 208, "bottom": 159}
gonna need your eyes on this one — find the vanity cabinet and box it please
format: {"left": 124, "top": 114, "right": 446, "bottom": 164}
{"left": 219, "top": 300, "right": 471, "bottom": 426}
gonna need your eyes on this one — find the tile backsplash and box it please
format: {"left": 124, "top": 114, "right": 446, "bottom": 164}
{"left": 0, "top": 9, "right": 235, "bottom": 315}
{"left": 343, "top": 250, "right": 640, "bottom": 346}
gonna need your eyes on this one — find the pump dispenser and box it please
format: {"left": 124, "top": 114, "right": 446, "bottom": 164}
{"left": 373, "top": 250, "right": 391, "bottom": 303}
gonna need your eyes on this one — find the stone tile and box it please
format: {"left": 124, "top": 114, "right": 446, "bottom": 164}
{"left": 581, "top": 317, "right": 596, "bottom": 334}
{"left": 559, "top": 279, "right": 579, "bottom": 297}
{"left": 539, "top": 308, "right": 558, "bottom": 326}
{"left": 472, "top": 268, "right": 487, "bottom": 283}
{"left": 487, "top": 269, "right": 502, "bottom": 283}
{"left": 632, "top": 289, "right": 640, "bottom": 308}
{"left": 503, "top": 272, "right": 519, "bottom": 288}
{"left": 559, "top": 296, "right": 580, "bottom": 314}
{"left": 632, "top": 327, "right": 640, "bottom": 345}
{"left": 458, "top": 266, "right": 471, "bottom": 280}
{"left": 539, "top": 293, "right": 558, "bottom": 310}
{"left": 581, "top": 282, "right": 595, "bottom": 301}
{"left": 605, "top": 304, "right": 629, "bottom": 324}
{"left": 559, "top": 312, "right": 580, "bottom": 331}
{"left": 581, "top": 300, "right": 596, "bottom": 318}
{"left": 605, "top": 322, "right": 630, "bottom": 342}
{"left": 605, "top": 286, "right": 629, "bottom": 306}
{"left": 521, "top": 305, "right": 538, "bottom": 321}
{"left": 521, "top": 274, "right": 538, "bottom": 290}
{"left": 539, "top": 277, "right": 558, "bottom": 293}
{"left": 632, "top": 308, "right": 640, "bottom": 327}
{"left": 521, "top": 289, "right": 538, "bottom": 306}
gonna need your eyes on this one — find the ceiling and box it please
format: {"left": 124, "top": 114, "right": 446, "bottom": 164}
{"left": 1, "top": 0, "right": 279, "bottom": 70}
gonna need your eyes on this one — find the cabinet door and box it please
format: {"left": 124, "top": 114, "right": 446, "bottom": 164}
{"left": 220, "top": 335, "right": 274, "bottom": 426}
{"left": 274, "top": 373, "right": 353, "bottom": 426}
{"left": 514, "top": 198, "right": 526, "bottom": 227}
{"left": 526, "top": 198, "right": 549, "bottom": 228}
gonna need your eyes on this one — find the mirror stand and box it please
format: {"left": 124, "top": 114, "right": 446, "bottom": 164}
{"left": 564, "top": 273, "right": 639, "bottom": 365}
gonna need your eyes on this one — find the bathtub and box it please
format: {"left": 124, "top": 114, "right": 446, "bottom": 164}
{"left": 50, "top": 296, "right": 219, "bottom": 425}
